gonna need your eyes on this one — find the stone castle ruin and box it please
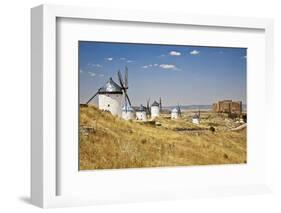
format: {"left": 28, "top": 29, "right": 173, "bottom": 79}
{"left": 212, "top": 100, "right": 242, "bottom": 114}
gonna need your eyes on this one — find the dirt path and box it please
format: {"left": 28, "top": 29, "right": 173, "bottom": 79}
{"left": 230, "top": 123, "right": 247, "bottom": 131}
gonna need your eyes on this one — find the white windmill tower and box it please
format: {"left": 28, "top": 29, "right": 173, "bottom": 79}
{"left": 192, "top": 109, "right": 200, "bottom": 124}
{"left": 122, "top": 105, "right": 135, "bottom": 120}
{"left": 151, "top": 100, "right": 160, "bottom": 118}
{"left": 119, "top": 67, "right": 135, "bottom": 120}
{"left": 86, "top": 76, "right": 124, "bottom": 117}
{"left": 136, "top": 105, "right": 147, "bottom": 121}
{"left": 171, "top": 104, "right": 181, "bottom": 119}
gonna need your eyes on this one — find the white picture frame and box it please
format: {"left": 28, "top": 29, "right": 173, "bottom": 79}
{"left": 31, "top": 4, "right": 274, "bottom": 208}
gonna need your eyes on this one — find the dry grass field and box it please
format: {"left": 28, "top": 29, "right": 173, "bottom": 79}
{"left": 79, "top": 105, "right": 247, "bottom": 170}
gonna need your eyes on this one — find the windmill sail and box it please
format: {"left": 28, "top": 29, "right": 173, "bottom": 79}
{"left": 178, "top": 104, "right": 181, "bottom": 116}
{"left": 86, "top": 89, "right": 99, "bottom": 104}
{"left": 118, "top": 67, "right": 132, "bottom": 112}
{"left": 159, "top": 97, "right": 162, "bottom": 112}
{"left": 125, "top": 66, "right": 128, "bottom": 89}
{"left": 124, "top": 92, "right": 132, "bottom": 106}
{"left": 146, "top": 98, "right": 150, "bottom": 116}
{"left": 118, "top": 70, "right": 125, "bottom": 87}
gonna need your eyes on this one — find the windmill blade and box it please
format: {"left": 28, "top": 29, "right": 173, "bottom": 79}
{"left": 124, "top": 92, "right": 131, "bottom": 106}
{"left": 124, "top": 93, "right": 127, "bottom": 113}
{"left": 125, "top": 66, "right": 128, "bottom": 89}
{"left": 86, "top": 90, "right": 99, "bottom": 104}
{"left": 159, "top": 97, "right": 162, "bottom": 112}
{"left": 124, "top": 91, "right": 132, "bottom": 106}
{"left": 146, "top": 98, "right": 150, "bottom": 115}
{"left": 117, "top": 70, "right": 125, "bottom": 89}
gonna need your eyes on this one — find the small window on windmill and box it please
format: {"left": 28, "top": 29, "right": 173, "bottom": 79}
{"left": 108, "top": 104, "right": 110, "bottom": 107}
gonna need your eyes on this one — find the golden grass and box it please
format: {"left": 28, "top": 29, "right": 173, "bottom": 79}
{"left": 79, "top": 106, "right": 246, "bottom": 170}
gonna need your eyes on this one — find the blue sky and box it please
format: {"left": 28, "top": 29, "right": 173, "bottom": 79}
{"left": 79, "top": 41, "right": 247, "bottom": 106}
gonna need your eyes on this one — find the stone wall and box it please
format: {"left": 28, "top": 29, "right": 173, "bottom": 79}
{"left": 213, "top": 100, "right": 242, "bottom": 114}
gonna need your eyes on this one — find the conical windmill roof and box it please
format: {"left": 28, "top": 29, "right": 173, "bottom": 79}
{"left": 122, "top": 105, "right": 134, "bottom": 112}
{"left": 171, "top": 108, "right": 178, "bottom": 113}
{"left": 136, "top": 105, "right": 147, "bottom": 112}
{"left": 172, "top": 106, "right": 181, "bottom": 113}
{"left": 98, "top": 78, "right": 123, "bottom": 94}
{"left": 193, "top": 114, "right": 200, "bottom": 119}
{"left": 151, "top": 101, "right": 160, "bottom": 107}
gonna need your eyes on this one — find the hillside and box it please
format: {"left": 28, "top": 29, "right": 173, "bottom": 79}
{"left": 79, "top": 106, "right": 246, "bottom": 170}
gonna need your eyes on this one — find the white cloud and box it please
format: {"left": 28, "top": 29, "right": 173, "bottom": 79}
{"left": 127, "top": 60, "right": 134, "bottom": 63}
{"left": 80, "top": 69, "right": 83, "bottom": 73}
{"left": 120, "top": 57, "right": 126, "bottom": 60}
{"left": 141, "top": 64, "right": 154, "bottom": 69}
{"left": 99, "top": 74, "right": 104, "bottom": 77}
{"left": 88, "top": 72, "right": 96, "bottom": 77}
{"left": 91, "top": 63, "right": 102, "bottom": 68}
{"left": 159, "top": 64, "right": 180, "bottom": 70}
{"left": 169, "top": 51, "right": 181, "bottom": 56}
{"left": 105, "top": 57, "right": 113, "bottom": 61}
{"left": 158, "top": 54, "right": 166, "bottom": 58}
{"left": 142, "top": 63, "right": 180, "bottom": 71}
{"left": 159, "top": 64, "right": 175, "bottom": 69}
{"left": 190, "top": 50, "right": 200, "bottom": 55}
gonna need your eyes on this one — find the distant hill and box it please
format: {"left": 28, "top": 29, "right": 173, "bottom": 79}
{"left": 165, "top": 105, "right": 213, "bottom": 111}
{"left": 163, "top": 104, "right": 247, "bottom": 112}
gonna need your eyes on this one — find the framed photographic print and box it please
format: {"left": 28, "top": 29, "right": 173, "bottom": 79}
{"left": 78, "top": 41, "right": 247, "bottom": 170}
{"left": 31, "top": 4, "right": 274, "bottom": 208}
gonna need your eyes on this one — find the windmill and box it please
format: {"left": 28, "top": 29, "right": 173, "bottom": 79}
{"left": 171, "top": 103, "right": 181, "bottom": 119}
{"left": 159, "top": 97, "right": 162, "bottom": 112}
{"left": 178, "top": 103, "right": 182, "bottom": 117}
{"left": 146, "top": 98, "right": 151, "bottom": 117}
{"left": 118, "top": 66, "right": 132, "bottom": 112}
{"left": 86, "top": 73, "right": 123, "bottom": 116}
